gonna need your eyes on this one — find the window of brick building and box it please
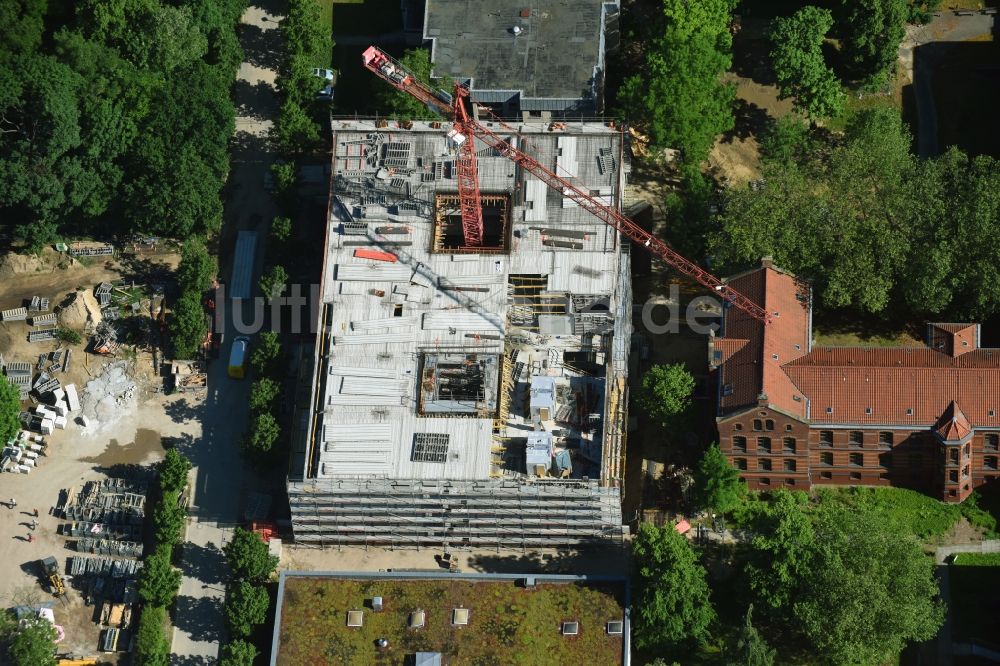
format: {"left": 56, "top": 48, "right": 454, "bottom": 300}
{"left": 949, "top": 489, "right": 957, "bottom": 498}
{"left": 759, "top": 459, "right": 772, "bottom": 471}
{"left": 785, "top": 478, "right": 796, "bottom": 486}
{"left": 986, "top": 456, "right": 998, "bottom": 470}
{"left": 878, "top": 432, "right": 893, "bottom": 447}
{"left": 949, "top": 470, "right": 958, "bottom": 483}
{"left": 849, "top": 452, "right": 863, "bottom": 467}
{"left": 758, "top": 437, "right": 772, "bottom": 453}
{"left": 784, "top": 459, "right": 796, "bottom": 472}
{"left": 819, "top": 430, "right": 833, "bottom": 447}
{"left": 963, "top": 465, "right": 970, "bottom": 479}
{"left": 759, "top": 478, "right": 770, "bottom": 486}
{"left": 735, "top": 458, "right": 748, "bottom": 471}
{"left": 849, "top": 431, "right": 863, "bottom": 446}
{"left": 820, "top": 471, "right": 832, "bottom": 479}
{"left": 986, "top": 434, "right": 999, "bottom": 451}
{"left": 949, "top": 449, "right": 960, "bottom": 465}
{"left": 733, "top": 436, "right": 747, "bottom": 452}
{"left": 785, "top": 424, "right": 793, "bottom": 432}
{"left": 734, "top": 423, "right": 743, "bottom": 431}
{"left": 820, "top": 452, "right": 833, "bottom": 466}
{"left": 753, "top": 419, "right": 762, "bottom": 431}
{"left": 850, "top": 472, "right": 861, "bottom": 480}
{"left": 765, "top": 419, "right": 774, "bottom": 431}
{"left": 783, "top": 437, "right": 796, "bottom": 453}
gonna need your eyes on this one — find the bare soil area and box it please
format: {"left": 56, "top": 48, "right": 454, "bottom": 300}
{"left": 0, "top": 247, "right": 189, "bottom": 658}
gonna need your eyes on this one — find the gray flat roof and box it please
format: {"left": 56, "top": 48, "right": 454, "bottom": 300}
{"left": 301, "top": 119, "right": 629, "bottom": 483}
{"left": 424, "top": 0, "right": 614, "bottom": 107}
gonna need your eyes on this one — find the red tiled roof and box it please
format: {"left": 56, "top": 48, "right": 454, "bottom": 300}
{"left": 936, "top": 401, "right": 973, "bottom": 441}
{"left": 785, "top": 349, "right": 1000, "bottom": 426}
{"left": 712, "top": 338, "right": 748, "bottom": 365}
{"left": 927, "top": 323, "right": 978, "bottom": 357}
{"left": 718, "top": 264, "right": 811, "bottom": 418}
{"left": 716, "top": 265, "right": 1000, "bottom": 429}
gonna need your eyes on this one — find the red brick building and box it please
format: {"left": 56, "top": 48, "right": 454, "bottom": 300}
{"left": 713, "top": 260, "right": 1000, "bottom": 502}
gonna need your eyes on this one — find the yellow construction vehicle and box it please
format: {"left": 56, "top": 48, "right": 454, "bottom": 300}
{"left": 40, "top": 556, "right": 66, "bottom": 597}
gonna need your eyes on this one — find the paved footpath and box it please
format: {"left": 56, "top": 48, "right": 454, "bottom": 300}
{"left": 169, "top": 2, "right": 282, "bottom": 663}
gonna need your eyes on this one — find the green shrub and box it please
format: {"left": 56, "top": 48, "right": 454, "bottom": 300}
{"left": 55, "top": 328, "right": 82, "bottom": 345}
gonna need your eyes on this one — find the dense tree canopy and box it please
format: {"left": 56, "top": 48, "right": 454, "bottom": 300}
{"left": 619, "top": 0, "right": 736, "bottom": 165}
{"left": 711, "top": 109, "right": 1000, "bottom": 320}
{"left": 220, "top": 639, "right": 259, "bottom": 666}
{"left": 0, "top": 0, "right": 244, "bottom": 244}
{"left": 769, "top": 7, "right": 844, "bottom": 119}
{"left": 632, "top": 522, "right": 716, "bottom": 651}
{"left": 733, "top": 490, "right": 944, "bottom": 662}
{"left": 796, "top": 507, "right": 944, "bottom": 663}
{"left": 375, "top": 48, "right": 442, "bottom": 120}
{"left": 7, "top": 619, "right": 57, "bottom": 666}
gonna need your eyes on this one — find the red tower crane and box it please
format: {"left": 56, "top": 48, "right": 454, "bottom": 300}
{"left": 361, "top": 46, "right": 771, "bottom": 324}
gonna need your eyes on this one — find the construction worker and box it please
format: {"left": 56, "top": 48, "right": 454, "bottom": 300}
{"left": 29, "top": 519, "right": 37, "bottom": 531}
{"left": 27, "top": 534, "right": 33, "bottom": 543}
{"left": 32, "top": 508, "right": 38, "bottom": 518}
{"left": 8, "top": 498, "right": 15, "bottom": 509}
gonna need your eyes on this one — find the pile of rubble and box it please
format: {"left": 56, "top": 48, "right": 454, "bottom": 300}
{"left": 80, "top": 361, "right": 137, "bottom": 428}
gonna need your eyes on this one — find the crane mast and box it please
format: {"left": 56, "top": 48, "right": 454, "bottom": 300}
{"left": 360, "top": 46, "right": 771, "bottom": 324}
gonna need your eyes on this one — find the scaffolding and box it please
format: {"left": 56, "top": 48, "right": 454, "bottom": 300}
{"left": 287, "top": 477, "right": 625, "bottom": 550}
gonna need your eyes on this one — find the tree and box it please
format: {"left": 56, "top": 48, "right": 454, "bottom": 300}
{"left": 224, "top": 527, "right": 279, "bottom": 583}
{"left": 710, "top": 108, "right": 918, "bottom": 314}
{"left": 7, "top": 619, "right": 57, "bottom": 666}
{"left": 0, "top": 377, "right": 22, "bottom": 445}
{"left": 251, "top": 330, "right": 282, "bottom": 376}
{"left": 632, "top": 523, "right": 715, "bottom": 651}
{"left": 134, "top": 605, "right": 170, "bottom": 666}
{"left": 794, "top": 508, "right": 944, "bottom": 663}
{"left": 728, "top": 605, "right": 775, "bottom": 666}
{"left": 769, "top": 7, "right": 844, "bottom": 119}
{"left": 744, "top": 489, "right": 816, "bottom": 612}
{"left": 225, "top": 580, "right": 270, "bottom": 637}
{"left": 271, "top": 215, "right": 292, "bottom": 244}
{"left": 272, "top": 98, "right": 321, "bottom": 154}
{"left": 138, "top": 545, "right": 182, "bottom": 607}
{"left": 838, "top": 0, "right": 907, "bottom": 83}
{"left": 170, "top": 290, "right": 207, "bottom": 360}
{"left": 637, "top": 364, "right": 696, "bottom": 428}
{"left": 259, "top": 264, "right": 288, "bottom": 301}
{"left": 55, "top": 328, "right": 82, "bottom": 345}
{"left": 220, "top": 639, "right": 259, "bottom": 666}
{"left": 692, "top": 443, "right": 745, "bottom": 514}
{"left": 618, "top": 0, "right": 736, "bottom": 164}
{"left": 152, "top": 490, "right": 186, "bottom": 545}
{"left": 243, "top": 411, "right": 280, "bottom": 457}
{"left": 0, "top": 0, "right": 48, "bottom": 58}
{"left": 249, "top": 377, "right": 280, "bottom": 413}
{"left": 158, "top": 448, "right": 192, "bottom": 494}
{"left": 177, "top": 238, "right": 217, "bottom": 294}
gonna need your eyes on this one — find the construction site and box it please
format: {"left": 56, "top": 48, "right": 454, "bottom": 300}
{"left": 286, "top": 114, "right": 633, "bottom": 550}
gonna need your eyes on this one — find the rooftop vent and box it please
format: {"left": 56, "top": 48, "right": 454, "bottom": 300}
{"left": 346, "top": 610, "right": 364, "bottom": 627}
{"left": 562, "top": 621, "right": 579, "bottom": 636}
{"left": 607, "top": 621, "right": 624, "bottom": 635}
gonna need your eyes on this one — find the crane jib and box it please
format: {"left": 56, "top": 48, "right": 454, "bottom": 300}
{"left": 359, "top": 45, "right": 772, "bottom": 324}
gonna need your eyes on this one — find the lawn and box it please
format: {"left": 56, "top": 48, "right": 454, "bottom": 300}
{"left": 811, "top": 328, "right": 922, "bottom": 347}
{"left": 274, "top": 576, "right": 627, "bottom": 665}
{"left": 814, "top": 487, "right": 962, "bottom": 539}
{"left": 950, "top": 555, "right": 1000, "bottom": 646}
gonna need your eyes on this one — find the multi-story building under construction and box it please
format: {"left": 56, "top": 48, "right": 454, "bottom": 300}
{"left": 286, "top": 118, "right": 632, "bottom": 549}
